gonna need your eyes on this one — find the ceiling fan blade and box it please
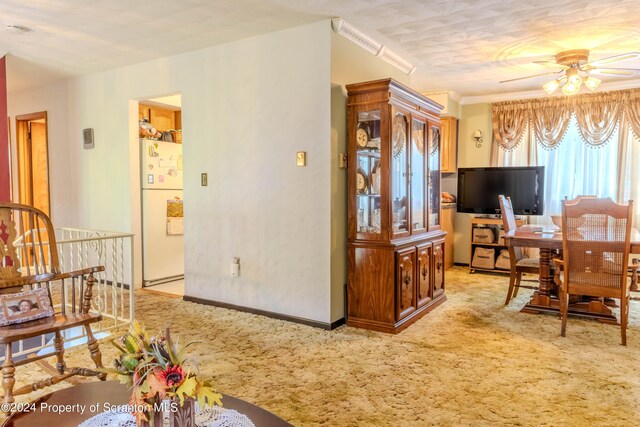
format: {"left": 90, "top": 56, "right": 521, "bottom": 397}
{"left": 588, "top": 52, "right": 640, "bottom": 67}
{"left": 589, "top": 67, "right": 640, "bottom": 76}
{"left": 499, "top": 70, "right": 563, "bottom": 83}
{"left": 533, "top": 60, "right": 568, "bottom": 69}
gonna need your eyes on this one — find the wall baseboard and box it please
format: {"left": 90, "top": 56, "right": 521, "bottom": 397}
{"left": 99, "top": 279, "right": 130, "bottom": 290}
{"left": 183, "top": 295, "right": 345, "bottom": 331}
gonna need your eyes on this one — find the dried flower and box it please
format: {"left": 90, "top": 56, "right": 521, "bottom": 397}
{"left": 100, "top": 321, "right": 223, "bottom": 426}
{"left": 157, "top": 365, "right": 185, "bottom": 387}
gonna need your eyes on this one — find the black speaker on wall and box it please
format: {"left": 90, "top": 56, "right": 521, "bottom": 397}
{"left": 83, "top": 128, "right": 95, "bottom": 149}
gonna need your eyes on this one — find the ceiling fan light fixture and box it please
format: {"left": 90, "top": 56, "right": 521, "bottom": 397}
{"left": 562, "top": 81, "right": 581, "bottom": 96}
{"left": 567, "top": 73, "right": 582, "bottom": 87}
{"left": 502, "top": 48, "right": 639, "bottom": 96}
{"left": 543, "top": 79, "right": 561, "bottom": 94}
{"left": 584, "top": 76, "right": 601, "bottom": 91}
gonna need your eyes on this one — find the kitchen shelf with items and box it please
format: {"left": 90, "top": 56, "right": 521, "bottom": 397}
{"left": 347, "top": 78, "right": 446, "bottom": 334}
{"left": 469, "top": 216, "right": 525, "bottom": 274}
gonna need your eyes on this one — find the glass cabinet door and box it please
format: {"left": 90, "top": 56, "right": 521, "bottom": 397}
{"left": 355, "top": 110, "right": 382, "bottom": 236}
{"left": 427, "top": 124, "right": 441, "bottom": 228}
{"left": 391, "top": 112, "right": 409, "bottom": 235}
{"left": 411, "top": 119, "right": 426, "bottom": 233}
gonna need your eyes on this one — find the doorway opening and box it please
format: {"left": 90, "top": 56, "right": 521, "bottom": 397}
{"left": 138, "top": 95, "right": 184, "bottom": 297}
{"left": 15, "top": 112, "right": 50, "bottom": 215}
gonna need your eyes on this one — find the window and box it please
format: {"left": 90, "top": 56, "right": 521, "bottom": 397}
{"left": 536, "top": 119, "right": 620, "bottom": 216}
{"left": 493, "top": 119, "right": 640, "bottom": 225}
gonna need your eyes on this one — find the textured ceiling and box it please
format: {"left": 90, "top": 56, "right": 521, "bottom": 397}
{"left": 2, "top": 0, "right": 640, "bottom": 98}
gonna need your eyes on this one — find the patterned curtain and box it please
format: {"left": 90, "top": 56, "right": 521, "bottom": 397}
{"left": 574, "top": 91, "right": 625, "bottom": 146}
{"left": 492, "top": 88, "right": 640, "bottom": 151}
{"left": 531, "top": 97, "right": 573, "bottom": 150}
{"left": 625, "top": 90, "right": 640, "bottom": 141}
{"left": 492, "top": 101, "right": 529, "bottom": 151}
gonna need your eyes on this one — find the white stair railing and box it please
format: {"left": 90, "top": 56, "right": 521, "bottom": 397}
{"left": 2, "top": 228, "right": 134, "bottom": 362}
{"left": 56, "top": 227, "right": 135, "bottom": 331}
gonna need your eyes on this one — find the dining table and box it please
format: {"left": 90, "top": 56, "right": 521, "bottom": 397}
{"left": 503, "top": 225, "right": 640, "bottom": 322}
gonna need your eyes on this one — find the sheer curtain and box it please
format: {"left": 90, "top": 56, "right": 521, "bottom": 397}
{"left": 618, "top": 122, "right": 640, "bottom": 227}
{"left": 492, "top": 118, "right": 640, "bottom": 227}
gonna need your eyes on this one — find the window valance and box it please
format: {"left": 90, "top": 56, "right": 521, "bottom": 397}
{"left": 492, "top": 88, "right": 640, "bottom": 150}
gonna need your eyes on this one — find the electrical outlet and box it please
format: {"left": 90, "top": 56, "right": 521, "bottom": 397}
{"left": 201, "top": 173, "right": 208, "bottom": 186}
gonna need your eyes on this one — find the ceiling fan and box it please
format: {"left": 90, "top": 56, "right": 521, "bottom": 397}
{"left": 499, "top": 49, "right": 640, "bottom": 95}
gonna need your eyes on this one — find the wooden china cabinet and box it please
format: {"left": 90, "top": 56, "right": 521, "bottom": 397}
{"left": 346, "top": 79, "right": 447, "bottom": 334}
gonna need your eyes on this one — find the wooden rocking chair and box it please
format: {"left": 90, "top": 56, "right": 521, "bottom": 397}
{"left": 0, "top": 203, "right": 106, "bottom": 407}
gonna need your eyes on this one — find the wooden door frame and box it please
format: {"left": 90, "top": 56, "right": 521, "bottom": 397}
{"left": 7, "top": 117, "right": 12, "bottom": 201}
{"left": 14, "top": 111, "right": 50, "bottom": 214}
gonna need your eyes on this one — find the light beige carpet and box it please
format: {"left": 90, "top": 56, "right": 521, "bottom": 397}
{"left": 6, "top": 267, "right": 640, "bottom": 426}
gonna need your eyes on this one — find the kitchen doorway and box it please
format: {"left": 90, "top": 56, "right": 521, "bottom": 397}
{"left": 15, "top": 112, "right": 50, "bottom": 216}
{"left": 138, "top": 95, "right": 184, "bottom": 297}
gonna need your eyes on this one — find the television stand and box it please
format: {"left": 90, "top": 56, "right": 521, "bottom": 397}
{"left": 469, "top": 216, "right": 526, "bottom": 274}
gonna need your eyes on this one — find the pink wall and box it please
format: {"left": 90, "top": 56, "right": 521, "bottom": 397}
{"left": 0, "top": 56, "right": 8, "bottom": 202}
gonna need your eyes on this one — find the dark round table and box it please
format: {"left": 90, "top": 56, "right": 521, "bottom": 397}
{"left": 5, "top": 381, "right": 292, "bottom": 426}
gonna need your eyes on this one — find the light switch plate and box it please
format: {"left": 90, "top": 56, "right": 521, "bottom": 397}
{"left": 83, "top": 128, "right": 95, "bottom": 149}
{"left": 296, "top": 151, "right": 306, "bottom": 166}
{"left": 201, "top": 173, "right": 208, "bottom": 186}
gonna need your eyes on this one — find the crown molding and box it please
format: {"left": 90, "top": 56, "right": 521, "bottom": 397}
{"left": 331, "top": 18, "right": 416, "bottom": 75}
{"left": 448, "top": 91, "right": 462, "bottom": 103}
{"left": 460, "top": 89, "right": 548, "bottom": 105}
{"left": 459, "top": 78, "right": 640, "bottom": 105}
{"left": 424, "top": 90, "right": 462, "bottom": 103}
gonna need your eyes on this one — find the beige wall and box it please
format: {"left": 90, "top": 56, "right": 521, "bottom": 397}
{"left": 424, "top": 93, "right": 461, "bottom": 117}
{"left": 455, "top": 102, "right": 493, "bottom": 264}
{"left": 7, "top": 80, "right": 71, "bottom": 225}
{"left": 457, "top": 103, "right": 492, "bottom": 168}
{"left": 329, "top": 31, "right": 411, "bottom": 321}
{"left": 7, "top": 20, "right": 473, "bottom": 323}
{"left": 8, "top": 21, "right": 337, "bottom": 325}
{"left": 330, "top": 32, "right": 409, "bottom": 87}
{"left": 329, "top": 85, "right": 346, "bottom": 322}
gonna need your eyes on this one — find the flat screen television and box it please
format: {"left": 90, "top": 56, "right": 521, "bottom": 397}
{"left": 457, "top": 166, "right": 545, "bottom": 215}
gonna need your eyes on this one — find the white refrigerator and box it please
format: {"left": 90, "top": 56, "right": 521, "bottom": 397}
{"left": 141, "top": 139, "right": 184, "bottom": 286}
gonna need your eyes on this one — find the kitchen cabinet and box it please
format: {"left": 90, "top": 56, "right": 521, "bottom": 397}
{"left": 441, "top": 203, "right": 455, "bottom": 269}
{"left": 441, "top": 116, "right": 458, "bottom": 173}
{"left": 139, "top": 104, "right": 182, "bottom": 132}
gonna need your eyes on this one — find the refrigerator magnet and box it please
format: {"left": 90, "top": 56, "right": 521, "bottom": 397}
{"left": 158, "top": 175, "right": 165, "bottom": 183}
{"left": 147, "top": 174, "right": 154, "bottom": 184}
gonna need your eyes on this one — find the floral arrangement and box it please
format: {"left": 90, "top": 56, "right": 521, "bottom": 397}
{"left": 105, "top": 321, "right": 222, "bottom": 425}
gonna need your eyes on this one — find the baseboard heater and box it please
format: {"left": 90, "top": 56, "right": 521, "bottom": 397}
{"left": 143, "top": 274, "right": 184, "bottom": 287}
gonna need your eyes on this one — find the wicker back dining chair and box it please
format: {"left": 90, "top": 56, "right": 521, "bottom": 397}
{"left": 555, "top": 197, "right": 634, "bottom": 345}
{"left": 564, "top": 196, "right": 640, "bottom": 290}
{"left": 0, "top": 203, "right": 105, "bottom": 408}
{"left": 498, "top": 195, "right": 541, "bottom": 305}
